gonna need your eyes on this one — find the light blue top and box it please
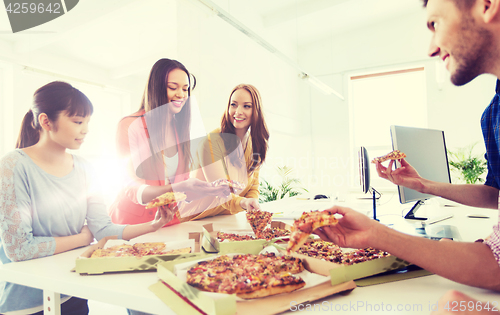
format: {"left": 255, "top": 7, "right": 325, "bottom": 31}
{"left": 0, "top": 150, "right": 126, "bottom": 313}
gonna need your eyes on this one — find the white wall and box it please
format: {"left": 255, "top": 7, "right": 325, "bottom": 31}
{"left": 173, "top": 0, "right": 306, "bottom": 187}
{"left": 298, "top": 9, "right": 497, "bottom": 194}
{"left": 0, "top": 0, "right": 307, "bottom": 197}
{"left": 1, "top": 3, "right": 496, "bottom": 198}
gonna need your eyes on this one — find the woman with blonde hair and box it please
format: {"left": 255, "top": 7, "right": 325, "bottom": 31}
{"left": 188, "top": 83, "right": 270, "bottom": 220}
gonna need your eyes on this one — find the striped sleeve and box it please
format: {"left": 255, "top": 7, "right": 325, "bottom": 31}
{"left": 484, "top": 192, "right": 500, "bottom": 264}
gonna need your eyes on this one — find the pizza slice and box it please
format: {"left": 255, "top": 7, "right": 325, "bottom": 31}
{"left": 286, "top": 210, "right": 339, "bottom": 253}
{"left": 371, "top": 150, "right": 406, "bottom": 164}
{"left": 146, "top": 192, "right": 187, "bottom": 209}
{"left": 217, "top": 231, "right": 256, "bottom": 242}
{"left": 341, "top": 247, "right": 390, "bottom": 265}
{"left": 246, "top": 209, "right": 273, "bottom": 238}
{"left": 132, "top": 242, "right": 167, "bottom": 256}
{"left": 90, "top": 244, "right": 136, "bottom": 258}
{"left": 90, "top": 248, "right": 113, "bottom": 258}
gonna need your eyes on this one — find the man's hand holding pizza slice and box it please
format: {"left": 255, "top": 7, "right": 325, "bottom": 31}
{"left": 372, "top": 151, "right": 427, "bottom": 193}
{"left": 286, "top": 206, "right": 377, "bottom": 252}
{"left": 311, "top": 206, "right": 378, "bottom": 250}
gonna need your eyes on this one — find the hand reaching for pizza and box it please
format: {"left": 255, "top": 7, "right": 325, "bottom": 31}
{"left": 374, "top": 158, "right": 426, "bottom": 193}
{"left": 240, "top": 198, "right": 260, "bottom": 211}
{"left": 151, "top": 204, "right": 176, "bottom": 229}
{"left": 312, "top": 206, "right": 379, "bottom": 249}
{"left": 173, "top": 178, "right": 231, "bottom": 201}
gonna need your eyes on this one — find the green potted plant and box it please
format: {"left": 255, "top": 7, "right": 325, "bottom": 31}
{"left": 447, "top": 143, "right": 487, "bottom": 184}
{"left": 259, "top": 166, "right": 308, "bottom": 203}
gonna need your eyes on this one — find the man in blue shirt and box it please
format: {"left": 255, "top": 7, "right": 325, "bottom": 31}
{"left": 317, "top": 0, "right": 500, "bottom": 312}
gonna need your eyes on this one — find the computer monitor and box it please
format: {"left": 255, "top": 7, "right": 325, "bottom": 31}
{"left": 358, "top": 146, "right": 370, "bottom": 194}
{"left": 358, "top": 146, "right": 380, "bottom": 221}
{"left": 390, "top": 125, "right": 452, "bottom": 220}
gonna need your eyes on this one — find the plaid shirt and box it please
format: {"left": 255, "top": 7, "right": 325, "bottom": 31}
{"left": 482, "top": 79, "right": 500, "bottom": 264}
{"left": 481, "top": 80, "right": 500, "bottom": 189}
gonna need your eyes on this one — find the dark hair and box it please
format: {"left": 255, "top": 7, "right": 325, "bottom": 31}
{"left": 422, "top": 0, "right": 474, "bottom": 9}
{"left": 220, "top": 84, "right": 269, "bottom": 173}
{"left": 139, "top": 58, "right": 196, "bottom": 169}
{"left": 16, "top": 81, "right": 93, "bottom": 149}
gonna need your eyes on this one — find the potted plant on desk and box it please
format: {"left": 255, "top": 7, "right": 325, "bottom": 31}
{"left": 448, "top": 143, "right": 487, "bottom": 184}
{"left": 259, "top": 165, "right": 308, "bottom": 203}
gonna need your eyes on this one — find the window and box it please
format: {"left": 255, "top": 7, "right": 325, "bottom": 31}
{"left": 0, "top": 62, "right": 14, "bottom": 157}
{"left": 349, "top": 67, "right": 427, "bottom": 190}
{"left": 17, "top": 66, "right": 132, "bottom": 204}
{"left": 68, "top": 84, "right": 132, "bottom": 205}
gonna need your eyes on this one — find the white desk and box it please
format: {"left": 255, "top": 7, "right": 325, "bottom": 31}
{"left": 0, "top": 195, "right": 498, "bottom": 315}
{"left": 264, "top": 195, "right": 500, "bottom": 314}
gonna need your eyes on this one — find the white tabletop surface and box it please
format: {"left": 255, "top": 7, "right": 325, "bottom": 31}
{"left": 0, "top": 193, "right": 498, "bottom": 314}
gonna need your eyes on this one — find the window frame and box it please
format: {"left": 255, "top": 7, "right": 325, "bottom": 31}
{"left": 347, "top": 65, "right": 428, "bottom": 191}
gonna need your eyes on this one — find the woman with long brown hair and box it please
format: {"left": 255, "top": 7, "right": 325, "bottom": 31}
{"left": 189, "top": 83, "right": 270, "bottom": 220}
{"left": 109, "top": 58, "right": 227, "bottom": 225}
{"left": 0, "top": 81, "right": 172, "bottom": 315}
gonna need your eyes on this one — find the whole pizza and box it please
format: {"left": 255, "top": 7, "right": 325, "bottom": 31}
{"left": 295, "top": 240, "right": 390, "bottom": 265}
{"left": 216, "top": 227, "right": 291, "bottom": 242}
{"left": 186, "top": 253, "right": 305, "bottom": 299}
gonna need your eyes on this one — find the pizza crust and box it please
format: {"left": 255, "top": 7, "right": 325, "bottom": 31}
{"left": 237, "top": 281, "right": 306, "bottom": 299}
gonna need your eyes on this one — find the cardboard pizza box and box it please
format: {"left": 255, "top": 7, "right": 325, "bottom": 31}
{"left": 274, "top": 240, "right": 411, "bottom": 286}
{"left": 149, "top": 239, "right": 357, "bottom": 315}
{"left": 203, "top": 221, "right": 292, "bottom": 246}
{"left": 75, "top": 235, "right": 208, "bottom": 275}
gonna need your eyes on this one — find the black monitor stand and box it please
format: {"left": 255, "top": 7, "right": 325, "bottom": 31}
{"left": 370, "top": 187, "right": 381, "bottom": 221}
{"left": 404, "top": 200, "right": 427, "bottom": 220}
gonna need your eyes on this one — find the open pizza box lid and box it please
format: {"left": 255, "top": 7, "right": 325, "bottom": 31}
{"left": 274, "top": 240, "right": 412, "bottom": 286}
{"left": 149, "top": 239, "right": 356, "bottom": 315}
{"left": 75, "top": 234, "right": 207, "bottom": 275}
